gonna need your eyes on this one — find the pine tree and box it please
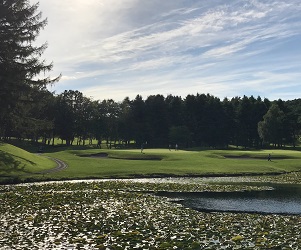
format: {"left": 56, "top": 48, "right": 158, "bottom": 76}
{"left": 0, "top": 0, "right": 59, "bottom": 137}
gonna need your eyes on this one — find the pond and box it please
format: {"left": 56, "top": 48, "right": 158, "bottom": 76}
{"left": 14, "top": 176, "right": 301, "bottom": 215}
{"left": 2, "top": 179, "right": 301, "bottom": 249}
{"left": 156, "top": 183, "right": 301, "bottom": 215}
{"left": 88, "top": 176, "right": 301, "bottom": 215}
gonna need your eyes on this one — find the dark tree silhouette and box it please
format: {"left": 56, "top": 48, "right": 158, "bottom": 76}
{"left": 0, "top": 0, "right": 60, "bottom": 137}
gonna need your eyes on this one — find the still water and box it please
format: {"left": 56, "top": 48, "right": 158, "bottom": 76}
{"left": 18, "top": 177, "right": 301, "bottom": 215}
{"left": 121, "top": 177, "right": 301, "bottom": 215}
{"left": 158, "top": 184, "right": 301, "bottom": 214}
{"left": 157, "top": 184, "right": 301, "bottom": 215}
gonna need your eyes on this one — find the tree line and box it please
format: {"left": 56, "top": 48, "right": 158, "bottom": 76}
{"left": 1, "top": 89, "right": 301, "bottom": 149}
{"left": 1, "top": 0, "right": 301, "bottom": 149}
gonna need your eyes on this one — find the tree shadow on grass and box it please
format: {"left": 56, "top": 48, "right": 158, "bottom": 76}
{"left": 0, "top": 150, "right": 26, "bottom": 173}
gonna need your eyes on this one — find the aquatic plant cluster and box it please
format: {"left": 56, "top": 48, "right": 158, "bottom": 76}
{"left": 0, "top": 179, "right": 300, "bottom": 249}
{"left": 250, "top": 171, "right": 301, "bottom": 184}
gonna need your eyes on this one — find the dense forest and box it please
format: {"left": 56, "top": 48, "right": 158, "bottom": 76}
{"left": 1, "top": 0, "right": 301, "bottom": 149}
{"left": 1, "top": 89, "right": 301, "bottom": 149}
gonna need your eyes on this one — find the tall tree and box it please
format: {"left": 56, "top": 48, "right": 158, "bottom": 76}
{"left": 0, "top": 0, "right": 59, "bottom": 137}
{"left": 90, "top": 100, "right": 106, "bottom": 147}
{"left": 236, "top": 95, "right": 252, "bottom": 148}
{"left": 252, "top": 96, "right": 269, "bottom": 147}
{"left": 131, "top": 95, "right": 147, "bottom": 147}
{"left": 118, "top": 97, "right": 134, "bottom": 146}
{"left": 54, "top": 90, "right": 89, "bottom": 145}
{"left": 165, "top": 95, "right": 184, "bottom": 127}
{"left": 203, "top": 95, "right": 228, "bottom": 147}
{"left": 222, "top": 98, "right": 236, "bottom": 146}
{"left": 100, "top": 99, "right": 121, "bottom": 146}
{"left": 285, "top": 99, "right": 301, "bottom": 147}
{"left": 258, "top": 103, "right": 285, "bottom": 147}
{"left": 145, "top": 95, "right": 169, "bottom": 147}
{"left": 183, "top": 94, "right": 199, "bottom": 147}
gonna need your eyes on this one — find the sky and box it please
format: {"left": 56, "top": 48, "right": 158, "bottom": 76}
{"left": 31, "top": 0, "right": 301, "bottom": 102}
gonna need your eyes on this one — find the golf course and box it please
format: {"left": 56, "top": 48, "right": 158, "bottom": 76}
{"left": 1, "top": 141, "right": 301, "bottom": 182}
{"left": 1, "top": 141, "right": 301, "bottom": 249}
{"left": 2, "top": 0, "right": 301, "bottom": 248}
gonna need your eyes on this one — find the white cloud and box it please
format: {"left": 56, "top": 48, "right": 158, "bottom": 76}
{"left": 29, "top": 0, "right": 301, "bottom": 101}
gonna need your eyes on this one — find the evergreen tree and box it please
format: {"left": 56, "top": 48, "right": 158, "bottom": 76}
{"left": 100, "top": 99, "right": 121, "bottom": 146}
{"left": 54, "top": 91, "right": 77, "bottom": 146}
{"left": 285, "top": 99, "right": 301, "bottom": 147}
{"left": 118, "top": 97, "right": 134, "bottom": 146}
{"left": 145, "top": 94, "right": 169, "bottom": 147}
{"left": 131, "top": 95, "right": 147, "bottom": 147}
{"left": 0, "top": 0, "right": 59, "bottom": 137}
{"left": 258, "top": 104, "right": 285, "bottom": 147}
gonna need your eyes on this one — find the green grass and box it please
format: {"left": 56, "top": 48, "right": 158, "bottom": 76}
{"left": 2, "top": 141, "right": 301, "bottom": 182}
{"left": 43, "top": 147, "right": 301, "bottom": 179}
{"left": 0, "top": 142, "right": 56, "bottom": 177}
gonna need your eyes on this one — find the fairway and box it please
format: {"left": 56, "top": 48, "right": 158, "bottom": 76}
{"left": 41, "top": 147, "right": 301, "bottom": 180}
{"left": 2, "top": 142, "right": 301, "bottom": 183}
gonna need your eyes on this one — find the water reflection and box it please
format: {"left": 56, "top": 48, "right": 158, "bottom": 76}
{"left": 157, "top": 184, "right": 301, "bottom": 215}
{"left": 15, "top": 177, "right": 301, "bottom": 215}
